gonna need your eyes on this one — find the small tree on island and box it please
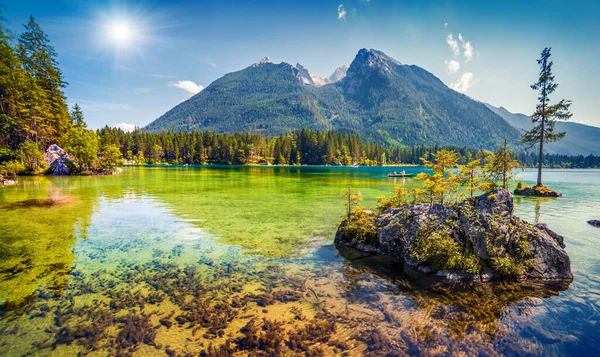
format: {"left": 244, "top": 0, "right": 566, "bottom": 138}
{"left": 458, "top": 158, "right": 484, "bottom": 198}
{"left": 522, "top": 47, "right": 572, "bottom": 186}
{"left": 339, "top": 186, "right": 377, "bottom": 244}
{"left": 416, "top": 149, "right": 461, "bottom": 204}
{"left": 341, "top": 186, "right": 362, "bottom": 220}
{"left": 482, "top": 139, "right": 521, "bottom": 190}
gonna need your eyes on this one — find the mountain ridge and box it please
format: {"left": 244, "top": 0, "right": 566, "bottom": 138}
{"left": 145, "top": 48, "right": 522, "bottom": 150}
{"left": 484, "top": 104, "right": 600, "bottom": 155}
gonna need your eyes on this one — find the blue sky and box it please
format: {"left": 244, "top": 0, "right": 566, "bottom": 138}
{"left": 3, "top": 0, "right": 599, "bottom": 130}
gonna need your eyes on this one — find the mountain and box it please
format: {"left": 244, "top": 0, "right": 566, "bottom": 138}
{"left": 485, "top": 104, "right": 600, "bottom": 155}
{"left": 326, "top": 65, "right": 348, "bottom": 83}
{"left": 145, "top": 49, "right": 521, "bottom": 149}
{"left": 295, "top": 63, "right": 327, "bottom": 86}
{"left": 295, "top": 64, "right": 348, "bottom": 86}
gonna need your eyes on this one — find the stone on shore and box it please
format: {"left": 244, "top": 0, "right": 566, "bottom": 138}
{"left": 44, "top": 144, "right": 74, "bottom": 175}
{"left": 588, "top": 220, "right": 600, "bottom": 228}
{"left": 335, "top": 189, "right": 572, "bottom": 282}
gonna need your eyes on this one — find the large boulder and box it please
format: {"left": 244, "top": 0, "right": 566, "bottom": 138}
{"left": 335, "top": 189, "right": 572, "bottom": 282}
{"left": 44, "top": 144, "right": 73, "bottom": 175}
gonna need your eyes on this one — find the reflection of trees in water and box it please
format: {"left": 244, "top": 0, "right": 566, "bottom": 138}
{"left": 0, "top": 178, "right": 102, "bottom": 307}
{"left": 514, "top": 195, "right": 557, "bottom": 224}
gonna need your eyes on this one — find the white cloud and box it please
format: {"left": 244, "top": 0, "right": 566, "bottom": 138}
{"left": 463, "top": 41, "right": 474, "bottom": 62}
{"left": 458, "top": 33, "right": 464, "bottom": 42}
{"left": 444, "top": 22, "right": 448, "bottom": 29}
{"left": 169, "top": 80, "right": 204, "bottom": 96}
{"left": 449, "top": 72, "right": 475, "bottom": 93}
{"left": 444, "top": 59, "right": 460, "bottom": 74}
{"left": 115, "top": 123, "right": 136, "bottom": 132}
{"left": 446, "top": 33, "right": 459, "bottom": 57}
{"left": 337, "top": 4, "right": 347, "bottom": 19}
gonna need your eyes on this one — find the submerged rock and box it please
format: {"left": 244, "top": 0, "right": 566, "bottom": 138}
{"left": 1, "top": 176, "right": 18, "bottom": 186}
{"left": 514, "top": 185, "right": 562, "bottom": 197}
{"left": 588, "top": 220, "right": 600, "bottom": 228}
{"left": 44, "top": 144, "right": 74, "bottom": 175}
{"left": 335, "top": 189, "right": 572, "bottom": 282}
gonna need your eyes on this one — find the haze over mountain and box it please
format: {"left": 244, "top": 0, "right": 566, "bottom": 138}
{"left": 145, "top": 49, "right": 522, "bottom": 149}
{"left": 484, "top": 104, "right": 600, "bottom": 156}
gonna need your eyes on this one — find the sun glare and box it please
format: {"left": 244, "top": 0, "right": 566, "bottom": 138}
{"left": 109, "top": 21, "right": 134, "bottom": 46}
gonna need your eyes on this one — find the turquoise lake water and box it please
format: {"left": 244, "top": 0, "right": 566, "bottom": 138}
{"left": 0, "top": 166, "right": 598, "bottom": 356}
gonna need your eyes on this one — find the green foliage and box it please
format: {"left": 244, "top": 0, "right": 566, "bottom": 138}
{"left": 482, "top": 139, "right": 521, "bottom": 190}
{"left": 151, "top": 144, "right": 164, "bottom": 164}
{"left": 342, "top": 206, "right": 378, "bottom": 246}
{"left": 18, "top": 140, "right": 46, "bottom": 173}
{"left": 490, "top": 256, "right": 525, "bottom": 276}
{"left": 416, "top": 149, "right": 461, "bottom": 204}
{"left": 458, "top": 158, "right": 484, "bottom": 198}
{"left": 340, "top": 186, "right": 377, "bottom": 245}
{"left": 341, "top": 186, "right": 362, "bottom": 220}
{"left": 0, "top": 11, "right": 68, "bottom": 171}
{"left": 410, "top": 223, "right": 481, "bottom": 274}
{"left": 376, "top": 184, "right": 409, "bottom": 212}
{"left": 97, "top": 144, "right": 123, "bottom": 172}
{"left": 65, "top": 127, "right": 98, "bottom": 171}
{"left": 0, "top": 160, "right": 24, "bottom": 179}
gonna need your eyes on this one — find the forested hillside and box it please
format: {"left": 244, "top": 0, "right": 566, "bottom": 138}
{"left": 145, "top": 49, "right": 521, "bottom": 150}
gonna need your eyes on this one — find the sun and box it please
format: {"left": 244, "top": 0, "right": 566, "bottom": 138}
{"left": 109, "top": 20, "right": 135, "bottom": 46}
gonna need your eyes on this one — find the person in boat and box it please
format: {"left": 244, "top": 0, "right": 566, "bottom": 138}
{"left": 401, "top": 170, "right": 405, "bottom": 176}
{"left": 393, "top": 171, "right": 397, "bottom": 175}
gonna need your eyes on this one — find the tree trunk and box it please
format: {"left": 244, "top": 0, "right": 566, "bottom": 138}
{"left": 537, "top": 103, "right": 545, "bottom": 186}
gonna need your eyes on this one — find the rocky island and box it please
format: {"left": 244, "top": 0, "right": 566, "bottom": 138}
{"left": 336, "top": 189, "right": 572, "bottom": 282}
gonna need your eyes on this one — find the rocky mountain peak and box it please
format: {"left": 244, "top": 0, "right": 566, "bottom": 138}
{"left": 327, "top": 65, "right": 348, "bottom": 83}
{"left": 252, "top": 56, "right": 273, "bottom": 67}
{"left": 295, "top": 63, "right": 326, "bottom": 86}
{"left": 348, "top": 49, "right": 402, "bottom": 77}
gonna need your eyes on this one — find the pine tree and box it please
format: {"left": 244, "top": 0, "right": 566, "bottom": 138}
{"left": 70, "top": 103, "right": 85, "bottom": 129}
{"left": 521, "top": 48, "right": 572, "bottom": 186}
{"left": 17, "top": 16, "right": 70, "bottom": 148}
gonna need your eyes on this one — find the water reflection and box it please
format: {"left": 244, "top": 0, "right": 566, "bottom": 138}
{"left": 0, "top": 167, "right": 598, "bottom": 356}
{"left": 0, "top": 179, "right": 98, "bottom": 307}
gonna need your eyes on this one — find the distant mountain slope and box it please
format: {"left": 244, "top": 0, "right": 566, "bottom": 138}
{"left": 485, "top": 104, "right": 600, "bottom": 155}
{"left": 146, "top": 49, "right": 520, "bottom": 149}
{"left": 146, "top": 58, "right": 326, "bottom": 134}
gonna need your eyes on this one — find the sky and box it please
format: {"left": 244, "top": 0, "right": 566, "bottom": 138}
{"left": 3, "top": 0, "right": 599, "bottom": 130}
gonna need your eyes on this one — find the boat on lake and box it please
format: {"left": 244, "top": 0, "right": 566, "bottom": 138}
{"left": 387, "top": 172, "right": 414, "bottom": 178}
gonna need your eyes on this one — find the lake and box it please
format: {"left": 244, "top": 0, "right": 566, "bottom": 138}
{"left": 0, "top": 166, "right": 599, "bottom": 356}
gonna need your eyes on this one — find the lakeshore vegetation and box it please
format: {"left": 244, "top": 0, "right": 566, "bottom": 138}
{"left": 1, "top": 13, "right": 598, "bottom": 182}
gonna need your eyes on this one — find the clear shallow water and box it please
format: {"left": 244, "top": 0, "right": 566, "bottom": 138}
{"left": 0, "top": 166, "right": 598, "bottom": 356}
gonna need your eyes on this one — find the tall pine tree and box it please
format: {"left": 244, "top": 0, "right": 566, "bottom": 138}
{"left": 17, "top": 16, "right": 70, "bottom": 148}
{"left": 521, "top": 48, "right": 572, "bottom": 186}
